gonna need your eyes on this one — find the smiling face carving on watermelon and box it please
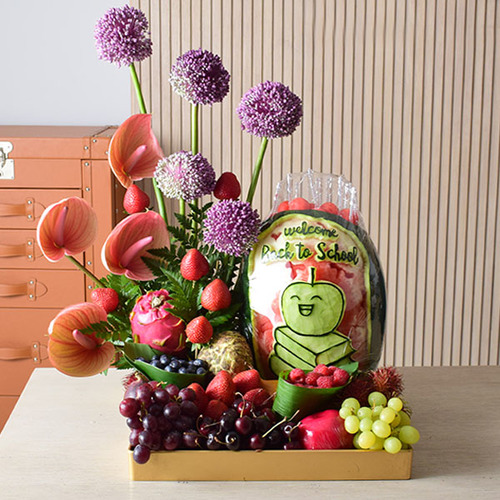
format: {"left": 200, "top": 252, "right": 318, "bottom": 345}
{"left": 269, "top": 267, "right": 355, "bottom": 376}
{"left": 243, "top": 212, "right": 386, "bottom": 379}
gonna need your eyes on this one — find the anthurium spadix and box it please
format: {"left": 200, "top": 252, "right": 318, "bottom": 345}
{"left": 48, "top": 303, "right": 115, "bottom": 377}
{"left": 108, "top": 113, "right": 164, "bottom": 188}
{"left": 36, "top": 197, "right": 98, "bottom": 262}
{"left": 101, "top": 210, "right": 169, "bottom": 281}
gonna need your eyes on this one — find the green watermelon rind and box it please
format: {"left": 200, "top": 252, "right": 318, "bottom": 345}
{"left": 241, "top": 209, "right": 386, "bottom": 375}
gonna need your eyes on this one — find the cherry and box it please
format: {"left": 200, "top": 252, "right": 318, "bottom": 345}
{"left": 235, "top": 415, "right": 253, "bottom": 436}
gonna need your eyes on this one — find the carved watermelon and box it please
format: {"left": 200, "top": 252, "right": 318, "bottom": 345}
{"left": 242, "top": 210, "right": 386, "bottom": 379}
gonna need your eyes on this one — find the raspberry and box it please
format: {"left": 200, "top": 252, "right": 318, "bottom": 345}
{"left": 288, "top": 368, "right": 305, "bottom": 384}
{"left": 313, "top": 364, "right": 330, "bottom": 376}
{"left": 333, "top": 368, "right": 350, "bottom": 387}
{"left": 317, "top": 376, "right": 335, "bottom": 388}
{"left": 327, "top": 366, "right": 337, "bottom": 375}
{"left": 305, "top": 372, "right": 321, "bottom": 387}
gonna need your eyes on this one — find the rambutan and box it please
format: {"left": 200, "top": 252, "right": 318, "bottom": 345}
{"left": 370, "top": 366, "right": 404, "bottom": 399}
{"left": 337, "top": 372, "right": 373, "bottom": 407}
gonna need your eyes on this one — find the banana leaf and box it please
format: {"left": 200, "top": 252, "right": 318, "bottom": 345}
{"left": 272, "top": 362, "right": 358, "bottom": 419}
{"left": 122, "top": 342, "right": 208, "bottom": 389}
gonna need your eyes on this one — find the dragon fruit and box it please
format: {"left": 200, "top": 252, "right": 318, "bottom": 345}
{"left": 130, "top": 290, "right": 185, "bottom": 353}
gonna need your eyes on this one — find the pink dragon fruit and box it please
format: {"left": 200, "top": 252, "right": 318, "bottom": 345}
{"left": 130, "top": 290, "right": 185, "bottom": 353}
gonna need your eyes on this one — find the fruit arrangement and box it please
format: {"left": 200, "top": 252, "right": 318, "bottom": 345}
{"left": 34, "top": 5, "right": 419, "bottom": 478}
{"left": 120, "top": 364, "right": 419, "bottom": 464}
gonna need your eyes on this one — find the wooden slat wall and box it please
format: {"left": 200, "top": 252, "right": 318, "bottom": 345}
{"left": 131, "top": 0, "right": 500, "bottom": 367}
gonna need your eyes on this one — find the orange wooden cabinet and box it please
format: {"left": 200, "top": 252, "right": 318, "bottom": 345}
{"left": 0, "top": 126, "right": 124, "bottom": 431}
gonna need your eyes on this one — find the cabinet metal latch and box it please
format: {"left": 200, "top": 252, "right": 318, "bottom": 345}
{"left": 0, "top": 141, "right": 15, "bottom": 180}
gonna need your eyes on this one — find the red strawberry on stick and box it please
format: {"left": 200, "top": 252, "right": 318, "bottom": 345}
{"left": 186, "top": 316, "right": 213, "bottom": 344}
{"left": 123, "top": 184, "right": 150, "bottom": 214}
{"left": 201, "top": 278, "right": 231, "bottom": 311}
{"left": 213, "top": 172, "right": 241, "bottom": 200}
{"left": 180, "top": 249, "right": 210, "bottom": 281}
{"left": 90, "top": 288, "right": 119, "bottom": 313}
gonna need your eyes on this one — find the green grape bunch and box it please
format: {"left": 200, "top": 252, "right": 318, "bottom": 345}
{"left": 339, "top": 392, "right": 420, "bottom": 454}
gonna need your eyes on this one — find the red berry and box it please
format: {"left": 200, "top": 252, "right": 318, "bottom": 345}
{"left": 327, "top": 366, "right": 337, "bottom": 375}
{"left": 206, "top": 370, "right": 235, "bottom": 406}
{"left": 187, "top": 383, "right": 209, "bottom": 412}
{"left": 340, "top": 208, "right": 359, "bottom": 225}
{"left": 288, "top": 368, "right": 306, "bottom": 384}
{"left": 213, "top": 172, "right": 241, "bottom": 200}
{"left": 186, "top": 316, "right": 213, "bottom": 344}
{"left": 123, "top": 184, "right": 150, "bottom": 214}
{"left": 333, "top": 368, "right": 350, "bottom": 387}
{"left": 90, "top": 288, "right": 119, "bottom": 313}
{"left": 317, "top": 376, "right": 335, "bottom": 388}
{"left": 201, "top": 279, "right": 231, "bottom": 311}
{"left": 289, "top": 197, "right": 313, "bottom": 210}
{"left": 276, "top": 201, "right": 289, "bottom": 212}
{"left": 319, "top": 202, "right": 339, "bottom": 215}
{"left": 305, "top": 372, "right": 321, "bottom": 387}
{"left": 233, "top": 369, "right": 261, "bottom": 394}
{"left": 243, "top": 388, "right": 271, "bottom": 408}
{"left": 180, "top": 248, "right": 210, "bottom": 281}
{"left": 204, "top": 399, "right": 228, "bottom": 420}
{"left": 313, "top": 364, "right": 331, "bottom": 376}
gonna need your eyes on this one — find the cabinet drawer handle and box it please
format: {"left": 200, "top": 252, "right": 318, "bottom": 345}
{"left": 0, "top": 198, "right": 35, "bottom": 220}
{"left": 0, "top": 239, "right": 35, "bottom": 260}
{"left": 0, "top": 280, "right": 37, "bottom": 300}
{"left": 0, "top": 342, "right": 44, "bottom": 363}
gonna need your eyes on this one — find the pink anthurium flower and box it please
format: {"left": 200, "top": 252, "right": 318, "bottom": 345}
{"left": 48, "top": 303, "right": 115, "bottom": 377}
{"left": 109, "top": 114, "right": 164, "bottom": 188}
{"left": 101, "top": 211, "right": 169, "bottom": 281}
{"left": 37, "top": 197, "right": 98, "bottom": 262}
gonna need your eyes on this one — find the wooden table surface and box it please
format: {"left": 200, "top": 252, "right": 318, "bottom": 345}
{"left": 0, "top": 366, "right": 498, "bottom": 499}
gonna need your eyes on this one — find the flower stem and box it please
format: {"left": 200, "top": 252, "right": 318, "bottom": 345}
{"left": 129, "top": 63, "right": 168, "bottom": 224}
{"left": 246, "top": 137, "right": 269, "bottom": 204}
{"left": 191, "top": 104, "right": 199, "bottom": 155}
{"left": 66, "top": 256, "right": 107, "bottom": 288}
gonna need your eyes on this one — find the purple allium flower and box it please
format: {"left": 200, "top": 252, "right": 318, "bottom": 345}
{"left": 94, "top": 5, "right": 152, "bottom": 67}
{"left": 203, "top": 200, "right": 261, "bottom": 257}
{"left": 237, "top": 81, "right": 303, "bottom": 138}
{"left": 169, "top": 49, "right": 230, "bottom": 105}
{"left": 155, "top": 151, "right": 216, "bottom": 202}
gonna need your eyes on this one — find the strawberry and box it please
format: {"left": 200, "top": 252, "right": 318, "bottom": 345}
{"left": 186, "top": 316, "right": 213, "bottom": 344}
{"left": 90, "top": 288, "right": 119, "bottom": 313}
{"left": 201, "top": 279, "right": 231, "bottom": 311}
{"left": 213, "top": 172, "right": 241, "bottom": 200}
{"left": 187, "top": 382, "right": 209, "bottom": 412}
{"left": 340, "top": 208, "right": 359, "bottom": 225}
{"left": 180, "top": 248, "right": 210, "bottom": 281}
{"left": 305, "top": 371, "right": 321, "bottom": 387}
{"left": 332, "top": 368, "right": 350, "bottom": 387}
{"left": 317, "top": 375, "right": 335, "bottom": 388}
{"left": 243, "top": 388, "right": 271, "bottom": 408}
{"left": 204, "top": 399, "right": 228, "bottom": 419}
{"left": 288, "top": 368, "right": 305, "bottom": 384}
{"left": 313, "top": 364, "right": 330, "bottom": 376}
{"left": 206, "top": 370, "right": 235, "bottom": 406}
{"left": 276, "top": 201, "right": 289, "bottom": 212}
{"left": 233, "top": 369, "right": 261, "bottom": 394}
{"left": 319, "top": 202, "right": 339, "bottom": 215}
{"left": 123, "top": 184, "right": 150, "bottom": 214}
{"left": 289, "top": 197, "right": 312, "bottom": 210}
